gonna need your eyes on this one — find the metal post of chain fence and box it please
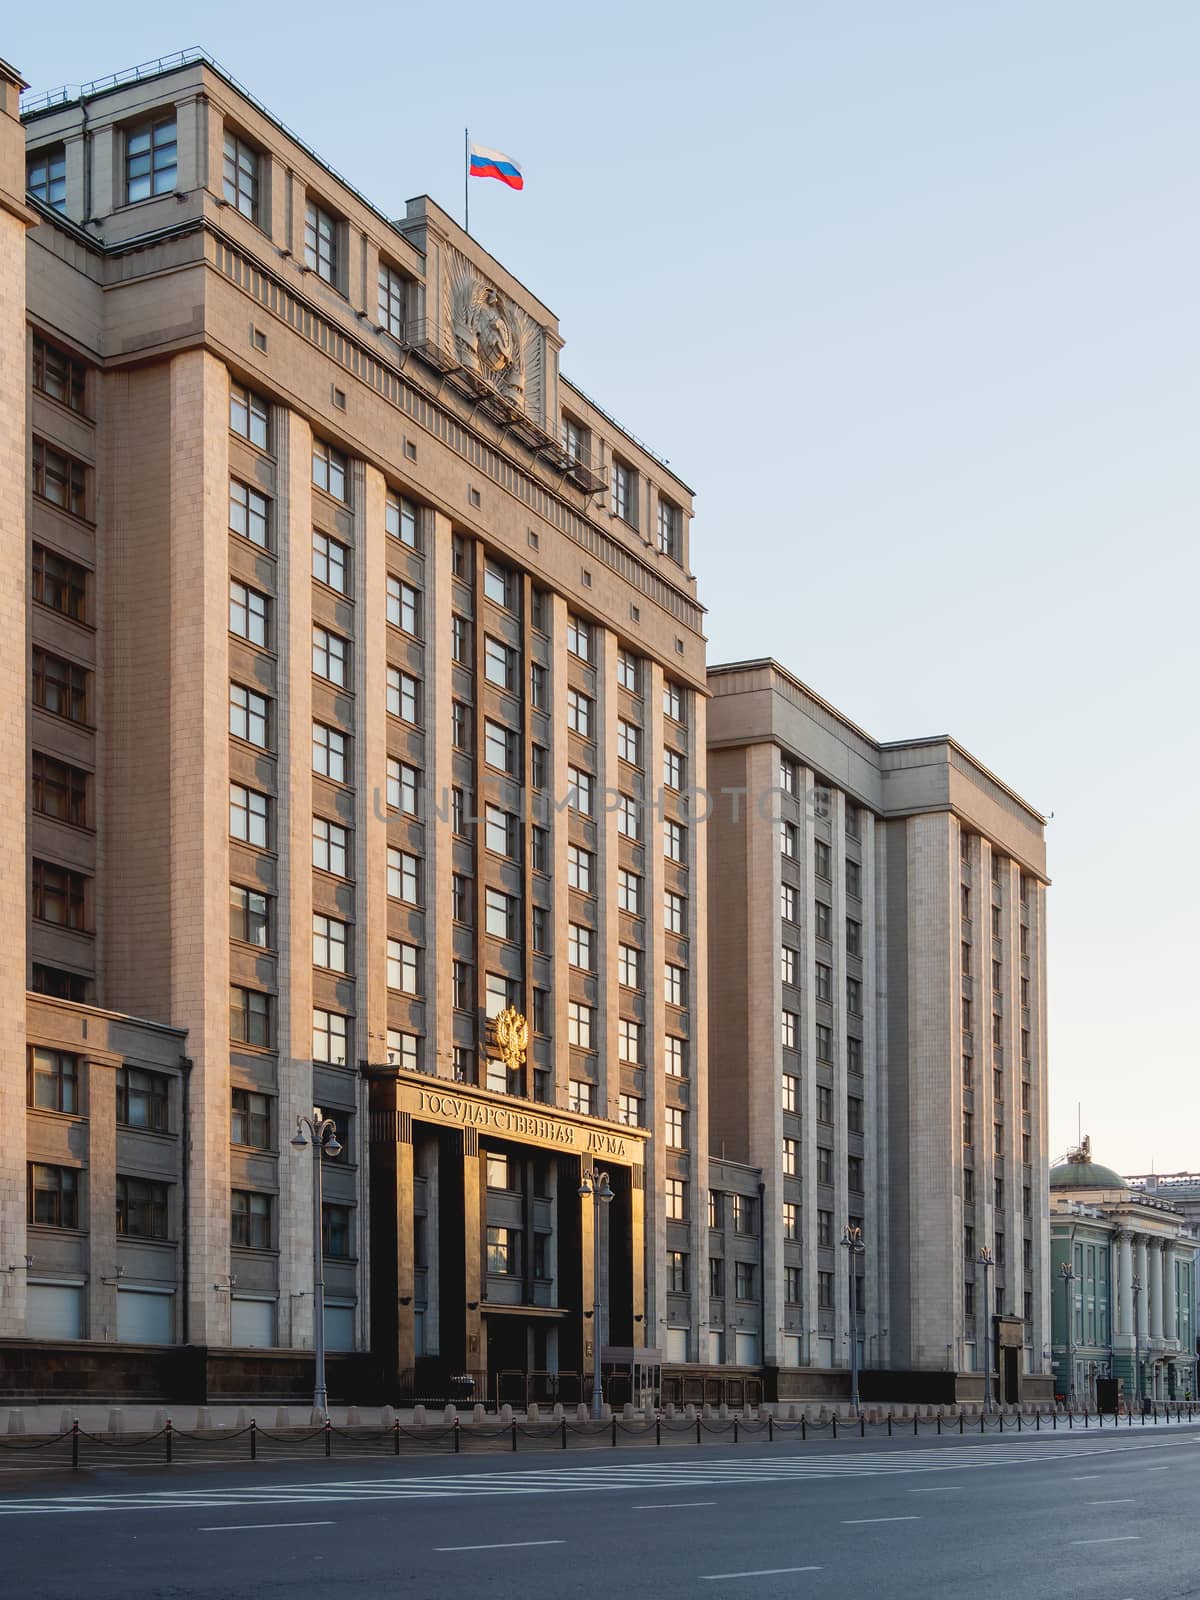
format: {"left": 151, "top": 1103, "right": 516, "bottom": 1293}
{"left": 733, "top": 1419, "right": 739, "bottom": 1443}
{"left": 250, "top": 1420, "right": 256, "bottom": 1461}
{"left": 768, "top": 1415, "right": 774, "bottom": 1442}
{"left": 980, "top": 1413, "right": 984, "bottom": 1433}
{"left": 512, "top": 1420, "right": 518, "bottom": 1453}
{"left": 801, "top": 1417, "right": 806, "bottom": 1441}
{"left": 1084, "top": 1410, "right": 1088, "bottom": 1428}
{"left": 324, "top": 1419, "right": 332, "bottom": 1456}
{"left": 394, "top": 1420, "right": 400, "bottom": 1455}
{"left": 566, "top": 1419, "right": 572, "bottom": 1450}
{"left": 936, "top": 1415, "right": 941, "bottom": 1435}
{"left": 655, "top": 1418, "right": 660, "bottom": 1447}
{"left": 166, "top": 1419, "right": 174, "bottom": 1464}
{"left": 913, "top": 1416, "right": 918, "bottom": 1436}
{"left": 999, "top": 1413, "right": 1004, "bottom": 1432}
{"left": 1068, "top": 1411, "right": 1072, "bottom": 1429}
{"left": 1036, "top": 1412, "right": 1040, "bottom": 1431}
{"left": 832, "top": 1417, "right": 838, "bottom": 1440}
{"left": 611, "top": 1418, "right": 617, "bottom": 1448}
{"left": 958, "top": 1413, "right": 963, "bottom": 1434}
{"left": 861, "top": 1414, "right": 867, "bottom": 1438}
{"left": 71, "top": 1420, "right": 79, "bottom": 1472}
{"left": 454, "top": 1419, "right": 461, "bottom": 1453}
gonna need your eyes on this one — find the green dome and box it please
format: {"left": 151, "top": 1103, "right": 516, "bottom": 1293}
{"left": 1050, "top": 1157, "right": 1129, "bottom": 1192}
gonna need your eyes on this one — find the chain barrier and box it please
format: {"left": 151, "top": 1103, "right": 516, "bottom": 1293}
{"left": 1, "top": 1401, "right": 1192, "bottom": 1474}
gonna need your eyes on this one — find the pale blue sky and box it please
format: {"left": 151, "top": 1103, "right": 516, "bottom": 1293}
{"left": 14, "top": 2, "right": 1198, "bottom": 1171}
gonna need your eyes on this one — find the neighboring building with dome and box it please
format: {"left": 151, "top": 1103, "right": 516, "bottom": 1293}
{"left": 1049, "top": 1138, "right": 1197, "bottom": 1405}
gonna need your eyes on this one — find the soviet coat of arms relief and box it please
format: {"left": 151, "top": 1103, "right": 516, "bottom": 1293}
{"left": 444, "top": 246, "right": 544, "bottom": 417}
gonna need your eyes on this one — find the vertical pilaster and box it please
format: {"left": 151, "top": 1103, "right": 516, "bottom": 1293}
{"left": 85, "top": 1059, "right": 118, "bottom": 1339}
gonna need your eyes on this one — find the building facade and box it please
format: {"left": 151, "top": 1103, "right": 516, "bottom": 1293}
{"left": 1050, "top": 1144, "right": 1197, "bottom": 1405}
{"left": 4, "top": 50, "right": 711, "bottom": 1399}
{"left": 706, "top": 660, "right": 1053, "bottom": 1404}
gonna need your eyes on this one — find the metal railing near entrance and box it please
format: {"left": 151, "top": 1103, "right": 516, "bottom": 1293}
{"left": 0, "top": 1399, "right": 1195, "bottom": 1477}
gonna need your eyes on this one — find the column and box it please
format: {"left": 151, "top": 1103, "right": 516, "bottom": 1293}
{"left": 1148, "top": 1239, "right": 1163, "bottom": 1342}
{"left": 1116, "top": 1231, "right": 1132, "bottom": 1338}
{"left": 462, "top": 1133, "right": 483, "bottom": 1374}
{"left": 1163, "top": 1243, "right": 1176, "bottom": 1344}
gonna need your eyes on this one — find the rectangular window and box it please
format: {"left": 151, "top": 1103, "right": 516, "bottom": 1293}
{"left": 388, "top": 847, "right": 421, "bottom": 904}
{"left": 815, "top": 1023, "right": 833, "bottom": 1062}
{"left": 846, "top": 859, "right": 862, "bottom": 898}
{"left": 230, "top": 683, "right": 270, "bottom": 748}
{"left": 664, "top": 890, "right": 686, "bottom": 934}
{"left": 452, "top": 874, "right": 471, "bottom": 923}
{"left": 33, "top": 545, "right": 88, "bottom": 621}
{"left": 818, "top": 1271, "right": 834, "bottom": 1310}
{"left": 816, "top": 1146, "right": 833, "bottom": 1185}
{"left": 322, "top": 1204, "right": 352, "bottom": 1259}
{"left": 229, "top": 479, "right": 271, "bottom": 548}
{"left": 617, "top": 719, "right": 642, "bottom": 766}
{"left": 668, "top": 1251, "right": 688, "bottom": 1293}
{"left": 664, "top": 1037, "right": 686, "bottom": 1079}
{"left": 568, "top": 1080, "right": 595, "bottom": 1115}
{"left": 618, "top": 1092, "right": 642, "bottom": 1128}
{"left": 231, "top": 1088, "right": 272, "bottom": 1150}
{"left": 782, "top": 1074, "right": 799, "bottom": 1113}
{"left": 231, "top": 1190, "right": 272, "bottom": 1250}
{"left": 665, "top": 1177, "right": 687, "bottom": 1221}
{"left": 304, "top": 201, "right": 339, "bottom": 285}
{"left": 229, "top": 883, "right": 270, "bottom": 948}
{"left": 846, "top": 919, "right": 862, "bottom": 957}
{"left": 312, "top": 438, "right": 348, "bottom": 501}
{"left": 814, "top": 839, "right": 831, "bottom": 880}
{"left": 781, "top": 820, "right": 797, "bottom": 859}
{"left": 312, "top": 817, "right": 349, "bottom": 877}
{"left": 228, "top": 784, "right": 269, "bottom": 848}
{"left": 229, "top": 385, "right": 270, "bottom": 453}
{"left": 567, "top": 765, "right": 593, "bottom": 816}
{"left": 32, "top": 439, "right": 87, "bottom": 517}
{"left": 32, "top": 859, "right": 88, "bottom": 930}
{"left": 783, "top": 1136, "right": 799, "bottom": 1176}
{"left": 452, "top": 615, "right": 471, "bottom": 666}
{"left": 781, "top": 1010, "right": 798, "bottom": 1050}
{"left": 664, "top": 818, "right": 686, "bottom": 863}
{"left": 312, "top": 1009, "right": 349, "bottom": 1065}
{"left": 483, "top": 558, "right": 513, "bottom": 609}
{"left": 222, "top": 131, "right": 260, "bottom": 221}
{"left": 848, "top": 1155, "right": 863, "bottom": 1192}
{"left": 483, "top": 634, "right": 515, "bottom": 689}
{"left": 387, "top": 939, "right": 420, "bottom": 994}
{"left": 566, "top": 688, "right": 593, "bottom": 738}
{"left": 781, "top": 883, "right": 798, "bottom": 924}
{"left": 617, "top": 943, "right": 641, "bottom": 989}
{"left": 33, "top": 335, "right": 87, "bottom": 412}
{"left": 484, "top": 719, "right": 516, "bottom": 772}
{"left": 387, "top": 667, "right": 421, "bottom": 724}
{"left": 709, "top": 1255, "right": 725, "bottom": 1296}
{"left": 733, "top": 1194, "right": 757, "bottom": 1236}
{"left": 32, "top": 649, "right": 89, "bottom": 725}
{"left": 779, "top": 756, "right": 798, "bottom": 796}
{"left": 611, "top": 460, "right": 634, "bottom": 522}
{"left": 847, "top": 1036, "right": 863, "bottom": 1074}
{"left": 385, "top": 492, "right": 419, "bottom": 550}
{"left": 31, "top": 752, "right": 89, "bottom": 828}
{"left": 484, "top": 804, "right": 519, "bottom": 858}
{"left": 567, "top": 923, "right": 593, "bottom": 970}
{"left": 783, "top": 1201, "right": 799, "bottom": 1241}
{"left": 664, "top": 962, "right": 686, "bottom": 1007}
{"left": 567, "top": 1001, "right": 594, "bottom": 1049}
{"left": 618, "top": 794, "right": 641, "bottom": 840}
{"left": 566, "top": 614, "right": 591, "bottom": 661}
{"left": 617, "top": 867, "right": 642, "bottom": 914}
{"left": 126, "top": 117, "right": 177, "bottom": 201}
{"left": 387, "top": 577, "right": 421, "bottom": 636}
{"left": 230, "top": 579, "right": 269, "bottom": 647}
{"left": 816, "top": 1084, "right": 832, "bottom": 1122}
{"left": 485, "top": 887, "right": 519, "bottom": 941}
{"left": 817, "top": 1209, "right": 834, "bottom": 1248}
{"left": 27, "top": 146, "right": 67, "bottom": 212}
{"left": 529, "top": 661, "right": 547, "bottom": 709}
{"left": 847, "top": 1095, "right": 864, "bottom": 1133}
{"left": 377, "top": 262, "right": 409, "bottom": 337}
{"left": 617, "top": 648, "right": 640, "bottom": 693}
{"left": 28, "top": 1163, "right": 79, "bottom": 1229}
{"left": 487, "top": 1225, "right": 518, "bottom": 1274}
{"left": 452, "top": 961, "right": 471, "bottom": 1010}
{"left": 846, "top": 976, "right": 862, "bottom": 1015}
{"left": 27, "top": 1048, "right": 79, "bottom": 1114}
{"left": 451, "top": 701, "right": 471, "bottom": 749}
{"left": 116, "top": 1065, "right": 169, "bottom": 1131}
{"left": 815, "top": 962, "right": 832, "bottom": 1001}
{"left": 230, "top": 987, "right": 271, "bottom": 1048}
{"left": 312, "top": 530, "right": 348, "bottom": 591}
{"left": 619, "top": 1018, "right": 643, "bottom": 1065}
{"left": 963, "top": 1111, "right": 974, "bottom": 1146}
{"left": 784, "top": 1266, "right": 802, "bottom": 1304}
{"left": 735, "top": 1262, "right": 757, "bottom": 1301}
{"left": 657, "top": 497, "right": 681, "bottom": 558}
{"left": 312, "top": 914, "right": 349, "bottom": 973}
{"left": 312, "top": 723, "right": 347, "bottom": 782}
{"left": 564, "top": 844, "right": 592, "bottom": 893}
{"left": 781, "top": 946, "right": 798, "bottom": 987}
{"left": 663, "top": 680, "right": 684, "bottom": 723}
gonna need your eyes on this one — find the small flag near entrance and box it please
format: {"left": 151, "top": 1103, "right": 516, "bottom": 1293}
{"left": 469, "top": 141, "right": 524, "bottom": 191}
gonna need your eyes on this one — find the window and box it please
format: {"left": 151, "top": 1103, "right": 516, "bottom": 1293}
{"left": 227, "top": 784, "right": 269, "bottom": 849}
{"left": 846, "top": 859, "right": 862, "bottom": 897}
{"left": 28, "top": 146, "right": 67, "bottom": 211}
{"left": 28, "top": 1048, "right": 79, "bottom": 1114}
{"left": 482, "top": 634, "right": 515, "bottom": 690}
{"left": 848, "top": 1155, "right": 863, "bottom": 1192}
{"left": 482, "top": 558, "right": 513, "bottom": 609}
{"left": 378, "top": 262, "right": 410, "bottom": 337}
{"left": 964, "top": 1168, "right": 975, "bottom": 1205}
{"left": 781, "top": 1010, "right": 798, "bottom": 1050}
{"left": 962, "top": 997, "right": 972, "bottom": 1032}
{"left": 29, "top": 1164, "right": 79, "bottom": 1229}
{"left": 618, "top": 1093, "right": 642, "bottom": 1128}
{"left": 484, "top": 718, "right": 515, "bottom": 771}
{"left": 961, "top": 884, "right": 971, "bottom": 919}
{"left": 452, "top": 961, "right": 472, "bottom": 1010}
{"left": 312, "top": 438, "right": 348, "bottom": 501}
{"left": 126, "top": 117, "right": 177, "bottom": 201}
{"left": 816, "top": 1146, "right": 833, "bottom": 1185}
{"left": 663, "top": 680, "right": 685, "bottom": 723}
{"left": 566, "top": 615, "right": 591, "bottom": 661}
{"left": 231, "top": 1190, "right": 272, "bottom": 1250}
{"left": 781, "top": 820, "right": 797, "bottom": 859}
{"left": 30, "top": 549, "right": 85, "bottom": 632}
{"left": 312, "top": 816, "right": 349, "bottom": 878}
{"left": 312, "top": 530, "right": 347, "bottom": 591}
{"left": 991, "top": 905, "right": 1002, "bottom": 939}
{"left": 780, "top": 1073, "right": 799, "bottom": 1115}
{"left": 664, "top": 962, "right": 686, "bottom": 1007}
{"left": 783, "top": 1136, "right": 799, "bottom": 1176}
{"left": 229, "top": 579, "right": 268, "bottom": 648}
{"left": 31, "top": 965, "right": 89, "bottom": 1003}
{"left": 618, "top": 719, "right": 642, "bottom": 766}
{"left": 993, "top": 1121, "right": 1005, "bottom": 1156}
{"left": 385, "top": 759, "right": 418, "bottom": 817}
{"left": 230, "top": 683, "right": 270, "bottom": 748}
{"left": 32, "top": 860, "right": 88, "bottom": 930}
{"left": 485, "top": 888, "right": 519, "bottom": 941}
{"left": 664, "top": 1037, "right": 686, "bottom": 1079}
{"left": 846, "top": 977, "right": 862, "bottom": 1015}
{"left": 708, "top": 1255, "right": 725, "bottom": 1296}
{"left": 735, "top": 1262, "right": 756, "bottom": 1301}
{"left": 387, "top": 939, "right": 420, "bottom": 994}
{"left": 962, "top": 1054, "right": 973, "bottom": 1087}
{"left": 611, "top": 460, "right": 634, "bottom": 522}
{"left": 846, "top": 919, "right": 862, "bottom": 958}
{"left": 32, "top": 649, "right": 88, "bottom": 725}
{"left": 388, "top": 847, "right": 420, "bottom": 904}
{"left": 528, "top": 661, "right": 548, "bottom": 710}
{"left": 814, "top": 962, "right": 832, "bottom": 1002}
{"left": 452, "top": 788, "right": 467, "bottom": 835}
{"left": 452, "top": 615, "right": 471, "bottom": 666}
{"left": 313, "top": 1010, "right": 349, "bottom": 1065}
{"left": 963, "top": 1112, "right": 974, "bottom": 1146}
{"left": 230, "top": 987, "right": 270, "bottom": 1048}
{"left": 815, "top": 1023, "right": 833, "bottom": 1062}
{"left": 485, "top": 804, "right": 519, "bottom": 857}
{"left": 664, "top": 890, "right": 687, "bottom": 935}
{"left": 312, "top": 723, "right": 347, "bottom": 782}
{"left": 528, "top": 739, "right": 546, "bottom": 788}
{"left": 617, "top": 648, "right": 640, "bottom": 693}
{"left": 564, "top": 844, "right": 591, "bottom": 893}
{"left": 487, "top": 1225, "right": 518, "bottom": 1274}
{"left": 312, "top": 914, "right": 349, "bottom": 973}
{"left": 782, "top": 946, "right": 798, "bottom": 987}
{"left": 780, "top": 883, "right": 798, "bottom": 924}
{"left": 814, "top": 839, "right": 831, "bottom": 880}
{"left": 991, "top": 1012, "right": 1003, "bottom": 1045}
{"left": 847, "top": 1095, "right": 864, "bottom": 1134}
{"left": 567, "top": 1001, "right": 594, "bottom": 1049}
{"left": 32, "top": 439, "right": 87, "bottom": 517}
{"left": 304, "top": 201, "right": 339, "bottom": 284}
{"left": 567, "top": 923, "right": 593, "bottom": 970}
{"left": 668, "top": 1250, "right": 688, "bottom": 1293}
{"left": 231, "top": 1088, "right": 272, "bottom": 1150}
{"left": 617, "top": 944, "right": 641, "bottom": 989}
{"left": 618, "top": 794, "right": 641, "bottom": 840}
{"left": 229, "top": 479, "right": 271, "bottom": 549}
{"left": 452, "top": 875, "right": 471, "bottom": 923}
{"left": 229, "top": 884, "right": 270, "bottom": 948}
{"left": 665, "top": 1178, "right": 687, "bottom": 1221}
{"left": 322, "top": 1204, "right": 352, "bottom": 1259}
{"left": 222, "top": 130, "right": 260, "bottom": 220}
{"left": 568, "top": 1080, "right": 595, "bottom": 1115}
{"left": 663, "top": 1105, "right": 685, "bottom": 1149}
{"left": 812, "top": 1270, "right": 832, "bottom": 1310}
{"left": 784, "top": 1265, "right": 802, "bottom": 1304}
{"left": 617, "top": 1019, "right": 642, "bottom": 1065}
{"left": 33, "top": 335, "right": 87, "bottom": 412}
{"left": 388, "top": 668, "right": 421, "bottom": 724}
{"left": 382, "top": 492, "right": 419, "bottom": 551}
{"left": 387, "top": 577, "right": 421, "bottom": 636}
{"left": 816, "top": 1084, "right": 832, "bottom": 1123}
{"left": 567, "top": 766, "right": 593, "bottom": 815}
{"left": 664, "top": 818, "right": 686, "bottom": 863}
{"left": 566, "top": 688, "right": 593, "bottom": 738}
{"left": 31, "top": 752, "right": 88, "bottom": 828}
{"left": 657, "top": 497, "right": 681, "bottom": 558}
{"left": 779, "top": 756, "right": 798, "bottom": 797}
{"left": 847, "top": 1036, "right": 863, "bottom": 1074}
{"left": 617, "top": 868, "right": 642, "bottom": 914}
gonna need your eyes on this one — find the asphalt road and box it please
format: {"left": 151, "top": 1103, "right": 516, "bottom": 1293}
{"left": 2, "top": 1424, "right": 1198, "bottom": 1599}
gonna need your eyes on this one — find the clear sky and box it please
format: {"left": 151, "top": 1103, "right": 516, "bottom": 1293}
{"left": 13, "top": 1, "right": 1199, "bottom": 1173}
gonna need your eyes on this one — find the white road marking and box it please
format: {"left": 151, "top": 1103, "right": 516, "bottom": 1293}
{"left": 909, "top": 1486, "right": 963, "bottom": 1492}
{"left": 200, "top": 1521, "right": 335, "bottom": 1532}
{"left": 633, "top": 1501, "right": 717, "bottom": 1509}
{"left": 842, "top": 1515, "right": 920, "bottom": 1524}
{"left": 701, "top": 1568, "right": 822, "bottom": 1581}
{"left": 1071, "top": 1474, "right": 1101, "bottom": 1480}
{"left": 1069, "top": 1536, "right": 1141, "bottom": 1545}
{"left": 435, "top": 1539, "right": 565, "bottom": 1552}
{"left": 1089, "top": 1499, "right": 1136, "bottom": 1505}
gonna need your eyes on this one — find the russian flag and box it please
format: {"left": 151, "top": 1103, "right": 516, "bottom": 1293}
{"left": 469, "top": 141, "right": 524, "bottom": 191}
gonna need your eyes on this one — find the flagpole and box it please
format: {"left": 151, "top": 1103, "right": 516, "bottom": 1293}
{"left": 464, "top": 127, "right": 469, "bottom": 235}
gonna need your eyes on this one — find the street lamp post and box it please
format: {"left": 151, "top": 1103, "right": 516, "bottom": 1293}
{"left": 1131, "top": 1272, "right": 1142, "bottom": 1413}
{"left": 977, "top": 1247, "right": 995, "bottom": 1412}
{"left": 842, "top": 1224, "right": 865, "bottom": 1416}
{"left": 1059, "top": 1258, "right": 1077, "bottom": 1408}
{"left": 290, "top": 1108, "right": 343, "bottom": 1419}
{"left": 579, "top": 1167, "right": 614, "bottom": 1419}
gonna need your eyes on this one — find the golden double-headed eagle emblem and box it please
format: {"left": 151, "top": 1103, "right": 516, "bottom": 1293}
{"left": 492, "top": 1007, "right": 529, "bottom": 1076}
